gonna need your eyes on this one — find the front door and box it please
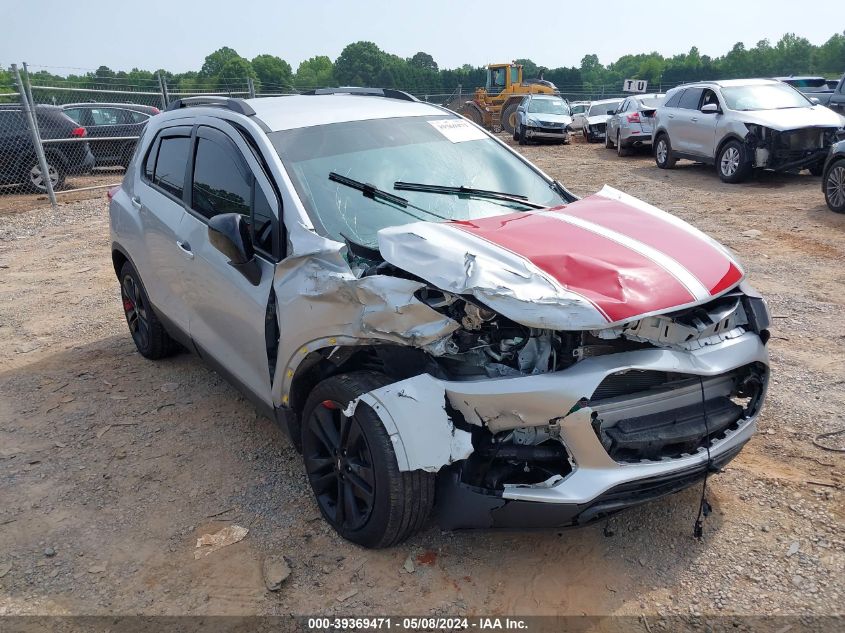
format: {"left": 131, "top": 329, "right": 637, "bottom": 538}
{"left": 179, "top": 123, "right": 280, "bottom": 409}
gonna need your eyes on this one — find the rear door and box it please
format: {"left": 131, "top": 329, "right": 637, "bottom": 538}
{"left": 134, "top": 126, "right": 193, "bottom": 335}
{"left": 179, "top": 123, "right": 280, "bottom": 408}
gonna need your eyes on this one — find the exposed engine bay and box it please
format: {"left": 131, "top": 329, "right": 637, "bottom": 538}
{"left": 745, "top": 124, "right": 841, "bottom": 172}
{"left": 339, "top": 240, "right": 770, "bottom": 496}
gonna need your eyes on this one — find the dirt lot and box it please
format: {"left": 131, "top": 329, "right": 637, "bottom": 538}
{"left": 1, "top": 137, "right": 843, "bottom": 619}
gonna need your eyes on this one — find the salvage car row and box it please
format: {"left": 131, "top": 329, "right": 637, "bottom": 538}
{"left": 544, "top": 76, "right": 845, "bottom": 213}
{"left": 0, "top": 102, "right": 159, "bottom": 192}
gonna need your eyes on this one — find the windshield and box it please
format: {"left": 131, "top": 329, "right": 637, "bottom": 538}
{"left": 527, "top": 98, "right": 570, "bottom": 115}
{"left": 588, "top": 101, "right": 622, "bottom": 116}
{"left": 721, "top": 83, "right": 812, "bottom": 111}
{"left": 270, "top": 116, "right": 565, "bottom": 247}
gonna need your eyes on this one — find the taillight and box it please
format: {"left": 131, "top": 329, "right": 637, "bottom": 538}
{"left": 150, "top": 107, "right": 160, "bottom": 114}
{"left": 107, "top": 186, "right": 120, "bottom": 200}
{"left": 71, "top": 126, "right": 87, "bottom": 137}
{"left": 626, "top": 112, "right": 641, "bottom": 123}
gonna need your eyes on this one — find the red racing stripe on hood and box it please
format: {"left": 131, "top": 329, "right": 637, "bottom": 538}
{"left": 557, "top": 195, "right": 743, "bottom": 295}
{"left": 450, "top": 211, "right": 698, "bottom": 324}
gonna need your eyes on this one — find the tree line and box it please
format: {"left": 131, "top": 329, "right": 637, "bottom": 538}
{"left": 2, "top": 31, "right": 843, "bottom": 98}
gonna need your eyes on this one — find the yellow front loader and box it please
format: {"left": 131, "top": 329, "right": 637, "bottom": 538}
{"left": 457, "top": 63, "right": 559, "bottom": 134}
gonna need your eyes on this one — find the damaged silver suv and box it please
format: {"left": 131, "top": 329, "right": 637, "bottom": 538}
{"left": 110, "top": 89, "right": 771, "bottom": 548}
{"left": 653, "top": 78, "right": 845, "bottom": 183}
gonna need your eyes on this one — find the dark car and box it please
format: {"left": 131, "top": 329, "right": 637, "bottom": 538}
{"left": 0, "top": 104, "right": 95, "bottom": 192}
{"left": 61, "top": 103, "right": 159, "bottom": 168}
{"left": 822, "top": 140, "right": 845, "bottom": 213}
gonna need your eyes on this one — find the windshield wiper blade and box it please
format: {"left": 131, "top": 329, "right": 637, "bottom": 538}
{"left": 394, "top": 181, "right": 548, "bottom": 209}
{"left": 329, "top": 172, "right": 408, "bottom": 207}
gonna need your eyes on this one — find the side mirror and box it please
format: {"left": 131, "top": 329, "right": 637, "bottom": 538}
{"left": 701, "top": 103, "right": 720, "bottom": 114}
{"left": 207, "top": 213, "right": 261, "bottom": 285}
{"left": 810, "top": 97, "right": 820, "bottom": 105}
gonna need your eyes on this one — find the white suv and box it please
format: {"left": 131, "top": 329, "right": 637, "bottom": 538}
{"left": 110, "top": 90, "right": 771, "bottom": 547}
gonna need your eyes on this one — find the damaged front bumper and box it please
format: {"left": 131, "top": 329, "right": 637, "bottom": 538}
{"left": 349, "top": 331, "right": 768, "bottom": 530}
{"left": 746, "top": 125, "right": 841, "bottom": 172}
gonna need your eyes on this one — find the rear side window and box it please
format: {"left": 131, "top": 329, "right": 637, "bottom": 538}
{"left": 128, "top": 111, "right": 150, "bottom": 123}
{"left": 677, "top": 88, "right": 704, "bottom": 110}
{"left": 191, "top": 137, "right": 251, "bottom": 219}
{"left": 663, "top": 91, "right": 683, "bottom": 108}
{"left": 63, "top": 108, "right": 83, "bottom": 124}
{"left": 152, "top": 136, "right": 190, "bottom": 198}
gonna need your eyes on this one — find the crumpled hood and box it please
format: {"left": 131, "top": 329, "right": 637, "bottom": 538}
{"left": 526, "top": 113, "right": 572, "bottom": 126}
{"left": 586, "top": 114, "right": 611, "bottom": 125}
{"left": 377, "top": 186, "right": 743, "bottom": 330}
{"left": 739, "top": 105, "right": 844, "bottom": 131}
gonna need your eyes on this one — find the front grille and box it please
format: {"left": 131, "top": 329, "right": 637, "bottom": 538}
{"left": 591, "top": 363, "right": 766, "bottom": 463}
{"left": 603, "top": 396, "right": 743, "bottom": 462}
{"left": 591, "top": 370, "right": 671, "bottom": 400}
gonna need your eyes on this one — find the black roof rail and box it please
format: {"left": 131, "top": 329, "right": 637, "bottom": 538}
{"left": 166, "top": 96, "right": 256, "bottom": 116}
{"left": 302, "top": 87, "right": 418, "bottom": 102}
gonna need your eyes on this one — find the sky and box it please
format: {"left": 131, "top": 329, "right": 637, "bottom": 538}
{"left": 2, "top": 0, "right": 841, "bottom": 74}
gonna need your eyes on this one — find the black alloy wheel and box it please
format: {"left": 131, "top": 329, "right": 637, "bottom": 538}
{"left": 121, "top": 271, "right": 150, "bottom": 353}
{"left": 302, "top": 398, "right": 376, "bottom": 532}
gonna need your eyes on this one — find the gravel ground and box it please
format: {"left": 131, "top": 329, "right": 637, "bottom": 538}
{"left": 0, "top": 137, "right": 843, "bottom": 619}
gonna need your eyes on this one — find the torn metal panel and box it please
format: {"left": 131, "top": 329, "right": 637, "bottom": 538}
{"left": 377, "top": 186, "right": 745, "bottom": 331}
{"left": 344, "top": 374, "right": 474, "bottom": 472}
{"left": 270, "top": 248, "right": 459, "bottom": 406}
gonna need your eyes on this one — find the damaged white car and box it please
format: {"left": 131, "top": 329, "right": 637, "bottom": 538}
{"left": 110, "top": 89, "right": 771, "bottom": 548}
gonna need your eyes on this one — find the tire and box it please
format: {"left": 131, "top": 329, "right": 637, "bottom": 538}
{"left": 605, "top": 130, "right": 613, "bottom": 149}
{"left": 301, "top": 372, "right": 435, "bottom": 548}
{"left": 460, "top": 105, "right": 484, "bottom": 128}
{"left": 654, "top": 134, "right": 676, "bottom": 169}
{"left": 23, "top": 157, "right": 65, "bottom": 193}
{"left": 824, "top": 158, "right": 845, "bottom": 213}
{"left": 501, "top": 103, "right": 519, "bottom": 135}
{"left": 583, "top": 128, "right": 590, "bottom": 143}
{"left": 118, "top": 261, "right": 180, "bottom": 360}
{"left": 518, "top": 124, "right": 526, "bottom": 146}
{"left": 717, "top": 140, "right": 752, "bottom": 183}
{"left": 617, "top": 132, "right": 630, "bottom": 157}
{"left": 512, "top": 124, "right": 519, "bottom": 142}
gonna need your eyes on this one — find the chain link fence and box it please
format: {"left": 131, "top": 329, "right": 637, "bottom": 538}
{"left": 0, "top": 63, "right": 298, "bottom": 206}
{"left": 0, "top": 61, "right": 676, "bottom": 206}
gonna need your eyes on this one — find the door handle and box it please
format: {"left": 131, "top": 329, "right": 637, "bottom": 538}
{"left": 668, "top": 114, "right": 675, "bottom": 119}
{"left": 131, "top": 195, "right": 142, "bottom": 209}
{"left": 176, "top": 241, "right": 194, "bottom": 259}
{"left": 691, "top": 117, "right": 698, "bottom": 122}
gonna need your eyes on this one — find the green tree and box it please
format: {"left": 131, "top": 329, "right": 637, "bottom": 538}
{"left": 217, "top": 57, "right": 255, "bottom": 92}
{"left": 334, "top": 41, "right": 386, "bottom": 86}
{"left": 252, "top": 54, "right": 293, "bottom": 91}
{"left": 409, "top": 52, "right": 438, "bottom": 72}
{"left": 294, "top": 55, "right": 335, "bottom": 90}
{"left": 200, "top": 47, "right": 242, "bottom": 79}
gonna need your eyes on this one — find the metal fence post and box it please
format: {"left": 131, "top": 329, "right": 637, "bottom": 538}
{"left": 156, "top": 73, "right": 169, "bottom": 109}
{"left": 247, "top": 77, "right": 256, "bottom": 99}
{"left": 21, "top": 63, "right": 42, "bottom": 139}
{"left": 13, "top": 64, "right": 57, "bottom": 208}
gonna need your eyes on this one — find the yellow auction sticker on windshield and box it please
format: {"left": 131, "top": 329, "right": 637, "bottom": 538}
{"left": 428, "top": 118, "right": 488, "bottom": 143}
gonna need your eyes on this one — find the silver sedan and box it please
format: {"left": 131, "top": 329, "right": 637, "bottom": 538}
{"left": 605, "top": 93, "right": 665, "bottom": 156}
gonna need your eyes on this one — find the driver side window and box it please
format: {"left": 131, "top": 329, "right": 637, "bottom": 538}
{"left": 191, "top": 130, "right": 277, "bottom": 257}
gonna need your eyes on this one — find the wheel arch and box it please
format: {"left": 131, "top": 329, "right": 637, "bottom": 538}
{"left": 715, "top": 133, "right": 749, "bottom": 163}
